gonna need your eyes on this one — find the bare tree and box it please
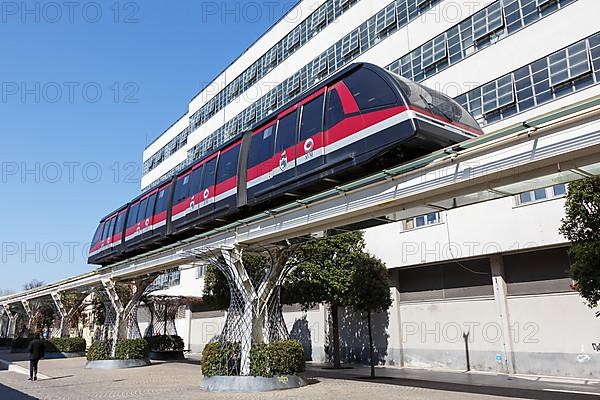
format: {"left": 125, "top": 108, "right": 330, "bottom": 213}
{"left": 24, "top": 280, "right": 44, "bottom": 291}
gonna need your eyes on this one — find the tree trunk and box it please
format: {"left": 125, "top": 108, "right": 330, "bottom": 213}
{"left": 367, "top": 310, "right": 375, "bottom": 378}
{"left": 331, "top": 303, "right": 341, "bottom": 368}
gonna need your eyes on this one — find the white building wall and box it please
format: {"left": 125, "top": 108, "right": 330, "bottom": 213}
{"left": 365, "top": 195, "right": 569, "bottom": 268}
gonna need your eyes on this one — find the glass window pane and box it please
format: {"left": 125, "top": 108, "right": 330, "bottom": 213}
{"left": 519, "top": 192, "right": 532, "bottom": 204}
{"left": 299, "top": 95, "right": 324, "bottom": 141}
{"left": 275, "top": 111, "right": 299, "bottom": 152}
{"left": 534, "top": 188, "right": 547, "bottom": 200}
{"left": 553, "top": 184, "right": 566, "bottom": 196}
{"left": 416, "top": 216, "right": 425, "bottom": 227}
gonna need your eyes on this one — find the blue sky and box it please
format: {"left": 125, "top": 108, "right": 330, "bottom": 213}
{"left": 0, "top": 1, "right": 292, "bottom": 292}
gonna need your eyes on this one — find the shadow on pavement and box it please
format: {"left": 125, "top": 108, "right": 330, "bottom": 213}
{"left": 0, "top": 383, "right": 39, "bottom": 399}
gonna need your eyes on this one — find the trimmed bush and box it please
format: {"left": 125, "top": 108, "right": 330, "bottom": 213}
{"left": 266, "top": 340, "right": 305, "bottom": 376}
{"left": 0, "top": 338, "right": 13, "bottom": 347}
{"left": 250, "top": 340, "right": 305, "bottom": 377}
{"left": 47, "top": 337, "right": 86, "bottom": 353}
{"left": 114, "top": 339, "right": 149, "bottom": 360}
{"left": 201, "top": 342, "right": 241, "bottom": 377}
{"left": 87, "top": 339, "right": 149, "bottom": 361}
{"left": 203, "top": 340, "right": 305, "bottom": 378}
{"left": 145, "top": 335, "right": 184, "bottom": 352}
{"left": 87, "top": 340, "right": 112, "bottom": 361}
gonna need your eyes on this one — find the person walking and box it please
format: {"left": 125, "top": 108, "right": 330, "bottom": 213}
{"left": 27, "top": 333, "right": 45, "bottom": 381}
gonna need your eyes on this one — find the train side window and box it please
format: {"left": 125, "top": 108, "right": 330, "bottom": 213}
{"left": 190, "top": 168, "right": 203, "bottom": 196}
{"left": 114, "top": 213, "right": 125, "bottom": 236}
{"left": 343, "top": 68, "right": 397, "bottom": 111}
{"left": 202, "top": 158, "right": 217, "bottom": 188}
{"left": 92, "top": 223, "right": 104, "bottom": 243}
{"left": 174, "top": 175, "right": 191, "bottom": 204}
{"left": 100, "top": 221, "right": 110, "bottom": 241}
{"left": 275, "top": 111, "right": 298, "bottom": 152}
{"left": 216, "top": 145, "right": 240, "bottom": 183}
{"left": 299, "top": 95, "right": 324, "bottom": 141}
{"left": 107, "top": 218, "right": 116, "bottom": 238}
{"left": 145, "top": 193, "right": 157, "bottom": 219}
{"left": 127, "top": 203, "right": 139, "bottom": 227}
{"left": 325, "top": 89, "right": 345, "bottom": 130}
{"left": 155, "top": 187, "right": 169, "bottom": 214}
{"left": 138, "top": 198, "right": 148, "bottom": 222}
{"left": 248, "top": 125, "right": 275, "bottom": 167}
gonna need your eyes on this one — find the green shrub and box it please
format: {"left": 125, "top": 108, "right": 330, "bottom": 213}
{"left": 47, "top": 337, "right": 86, "bottom": 353}
{"left": 114, "top": 339, "right": 149, "bottom": 360}
{"left": 203, "top": 340, "right": 305, "bottom": 377}
{"left": 0, "top": 338, "right": 13, "bottom": 347}
{"left": 249, "top": 343, "right": 270, "bottom": 377}
{"left": 250, "top": 340, "right": 305, "bottom": 377}
{"left": 87, "top": 340, "right": 112, "bottom": 361}
{"left": 267, "top": 340, "right": 305, "bottom": 376}
{"left": 145, "top": 335, "right": 184, "bottom": 352}
{"left": 201, "top": 342, "right": 241, "bottom": 377}
{"left": 87, "top": 339, "right": 149, "bottom": 361}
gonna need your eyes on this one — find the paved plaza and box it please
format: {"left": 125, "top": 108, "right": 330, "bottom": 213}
{"left": 0, "top": 356, "right": 599, "bottom": 400}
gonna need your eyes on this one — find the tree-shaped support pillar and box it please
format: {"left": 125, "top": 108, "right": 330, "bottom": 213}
{"left": 143, "top": 296, "right": 187, "bottom": 337}
{"left": 51, "top": 291, "right": 90, "bottom": 338}
{"left": 0, "top": 306, "right": 9, "bottom": 338}
{"left": 191, "top": 245, "right": 292, "bottom": 376}
{"left": 100, "top": 275, "right": 158, "bottom": 357}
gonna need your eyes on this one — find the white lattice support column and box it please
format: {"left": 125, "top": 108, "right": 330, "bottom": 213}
{"left": 101, "top": 278, "right": 125, "bottom": 357}
{"left": 216, "top": 245, "right": 291, "bottom": 376}
{"left": 21, "top": 300, "right": 33, "bottom": 332}
{"left": 5, "top": 306, "right": 17, "bottom": 338}
{"left": 51, "top": 292, "right": 67, "bottom": 338}
{"left": 0, "top": 306, "right": 7, "bottom": 338}
{"left": 102, "top": 275, "right": 158, "bottom": 357}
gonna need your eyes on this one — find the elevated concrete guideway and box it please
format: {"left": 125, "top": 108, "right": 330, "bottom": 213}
{"left": 2, "top": 95, "right": 600, "bottom": 306}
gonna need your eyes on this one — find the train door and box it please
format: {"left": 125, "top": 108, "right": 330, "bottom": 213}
{"left": 323, "top": 83, "right": 360, "bottom": 166}
{"left": 246, "top": 122, "right": 276, "bottom": 202}
{"left": 271, "top": 109, "right": 298, "bottom": 189}
{"left": 199, "top": 156, "right": 217, "bottom": 214}
{"left": 214, "top": 143, "right": 240, "bottom": 213}
{"left": 296, "top": 92, "right": 326, "bottom": 177}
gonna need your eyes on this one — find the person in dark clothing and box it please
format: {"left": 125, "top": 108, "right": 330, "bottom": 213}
{"left": 27, "top": 333, "right": 44, "bottom": 381}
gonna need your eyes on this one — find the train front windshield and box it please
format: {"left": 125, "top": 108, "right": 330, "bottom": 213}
{"left": 390, "top": 72, "right": 483, "bottom": 134}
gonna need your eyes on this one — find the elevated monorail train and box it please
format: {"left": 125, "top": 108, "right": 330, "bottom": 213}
{"left": 89, "top": 63, "right": 483, "bottom": 265}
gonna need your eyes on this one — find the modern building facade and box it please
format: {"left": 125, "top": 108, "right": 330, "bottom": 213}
{"left": 118, "top": 0, "right": 600, "bottom": 378}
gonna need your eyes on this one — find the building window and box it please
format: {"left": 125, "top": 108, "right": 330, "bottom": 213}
{"left": 516, "top": 183, "right": 568, "bottom": 206}
{"left": 375, "top": 3, "right": 396, "bottom": 36}
{"left": 482, "top": 74, "right": 515, "bottom": 114}
{"left": 341, "top": 29, "right": 360, "bottom": 58}
{"left": 472, "top": 1, "right": 504, "bottom": 42}
{"left": 402, "top": 212, "right": 442, "bottom": 231}
{"left": 549, "top": 41, "right": 591, "bottom": 87}
{"left": 421, "top": 34, "right": 447, "bottom": 69}
{"left": 537, "top": 0, "right": 557, "bottom": 10}
{"left": 195, "top": 265, "right": 206, "bottom": 279}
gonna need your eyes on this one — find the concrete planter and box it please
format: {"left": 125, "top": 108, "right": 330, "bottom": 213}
{"left": 44, "top": 352, "right": 86, "bottom": 359}
{"left": 148, "top": 350, "right": 185, "bottom": 361}
{"left": 85, "top": 359, "right": 151, "bottom": 370}
{"left": 201, "top": 374, "right": 306, "bottom": 392}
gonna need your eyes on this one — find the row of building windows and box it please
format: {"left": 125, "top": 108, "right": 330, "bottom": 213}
{"left": 456, "top": 32, "right": 600, "bottom": 126}
{"left": 142, "top": 0, "right": 577, "bottom": 190}
{"left": 143, "top": 127, "right": 189, "bottom": 175}
{"left": 386, "top": 0, "right": 576, "bottom": 84}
